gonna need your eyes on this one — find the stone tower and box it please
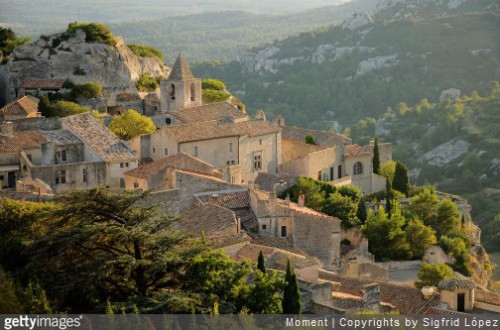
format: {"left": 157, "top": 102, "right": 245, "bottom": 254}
{"left": 160, "top": 53, "right": 202, "bottom": 112}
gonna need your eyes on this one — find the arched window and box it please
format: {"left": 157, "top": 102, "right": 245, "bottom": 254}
{"left": 353, "top": 162, "right": 363, "bottom": 175}
{"left": 190, "top": 83, "right": 196, "bottom": 101}
{"left": 169, "top": 84, "right": 176, "bottom": 100}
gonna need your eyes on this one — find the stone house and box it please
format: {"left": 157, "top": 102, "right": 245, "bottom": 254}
{"left": 18, "top": 79, "right": 66, "bottom": 98}
{"left": 0, "top": 122, "right": 47, "bottom": 189}
{"left": 19, "top": 112, "right": 138, "bottom": 192}
{"left": 438, "top": 279, "right": 476, "bottom": 312}
{"left": 0, "top": 95, "right": 40, "bottom": 122}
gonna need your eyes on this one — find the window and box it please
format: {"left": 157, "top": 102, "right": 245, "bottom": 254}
{"left": 134, "top": 181, "right": 139, "bottom": 188}
{"left": 353, "top": 162, "right": 363, "bottom": 175}
{"left": 253, "top": 152, "right": 262, "bottom": 171}
{"left": 82, "top": 168, "right": 88, "bottom": 182}
{"left": 231, "top": 160, "right": 235, "bottom": 165}
{"left": 330, "top": 167, "right": 334, "bottom": 181}
{"left": 281, "top": 225, "right": 287, "bottom": 237}
{"left": 125, "top": 162, "right": 129, "bottom": 168}
{"left": 194, "top": 146, "right": 198, "bottom": 157}
{"left": 120, "top": 163, "right": 124, "bottom": 168}
{"left": 152, "top": 147, "right": 156, "bottom": 154}
{"left": 169, "top": 83, "right": 176, "bottom": 100}
{"left": 164, "top": 148, "right": 169, "bottom": 156}
{"left": 262, "top": 224, "right": 267, "bottom": 230}
{"left": 190, "top": 83, "right": 196, "bottom": 101}
{"left": 62, "top": 150, "right": 67, "bottom": 161}
{"left": 229, "top": 142, "right": 233, "bottom": 152}
{"left": 60, "top": 170, "right": 66, "bottom": 184}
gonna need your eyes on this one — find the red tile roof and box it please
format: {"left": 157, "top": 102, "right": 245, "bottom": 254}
{"left": 0, "top": 131, "right": 47, "bottom": 154}
{"left": 22, "top": 79, "right": 65, "bottom": 90}
{"left": 0, "top": 96, "right": 39, "bottom": 118}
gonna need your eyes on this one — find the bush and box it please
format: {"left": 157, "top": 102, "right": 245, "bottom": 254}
{"left": 202, "top": 79, "right": 226, "bottom": 91}
{"left": 415, "top": 262, "right": 455, "bottom": 288}
{"left": 66, "top": 22, "right": 115, "bottom": 46}
{"left": 50, "top": 101, "right": 91, "bottom": 117}
{"left": 202, "top": 89, "right": 230, "bottom": 104}
{"left": 136, "top": 73, "right": 160, "bottom": 92}
{"left": 71, "top": 82, "right": 102, "bottom": 99}
{"left": 128, "top": 44, "right": 164, "bottom": 61}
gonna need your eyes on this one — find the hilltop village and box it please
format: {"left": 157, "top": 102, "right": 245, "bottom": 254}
{"left": 0, "top": 28, "right": 499, "bottom": 315}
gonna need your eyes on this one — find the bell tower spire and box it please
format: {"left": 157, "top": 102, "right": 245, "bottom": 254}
{"left": 160, "top": 52, "right": 202, "bottom": 112}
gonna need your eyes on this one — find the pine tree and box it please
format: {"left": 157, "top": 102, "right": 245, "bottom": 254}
{"left": 257, "top": 250, "right": 266, "bottom": 274}
{"left": 282, "top": 259, "right": 301, "bottom": 314}
{"left": 356, "top": 198, "right": 368, "bottom": 224}
{"left": 393, "top": 161, "right": 409, "bottom": 196}
{"left": 372, "top": 138, "right": 380, "bottom": 174}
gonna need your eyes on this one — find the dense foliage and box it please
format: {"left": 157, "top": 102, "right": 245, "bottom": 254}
{"left": 136, "top": 73, "right": 162, "bottom": 92}
{"left": 415, "top": 262, "right": 455, "bottom": 288}
{"left": 0, "top": 27, "right": 30, "bottom": 64}
{"left": 66, "top": 22, "right": 115, "bottom": 46}
{"left": 39, "top": 98, "right": 91, "bottom": 118}
{"left": 109, "top": 109, "right": 156, "bottom": 140}
{"left": 70, "top": 82, "right": 103, "bottom": 99}
{"left": 128, "top": 44, "right": 164, "bottom": 61}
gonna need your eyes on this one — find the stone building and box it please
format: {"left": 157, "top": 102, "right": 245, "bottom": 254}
{"left": 18, "top": 112, "right": 138, "bottom": 192}
{"left": 0, "top": 95, "right": 40, "bottom": 122}
{"left": 438, "top": 279, "right": 476, "bottom": 312}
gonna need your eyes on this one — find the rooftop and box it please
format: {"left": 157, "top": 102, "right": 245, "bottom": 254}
{"left": 61, "top": 112, "right": 136, "bottom": 162}
{"left": 160, "top": 119, "right": 280, "bottom": 143}
{"left": 344, "top": 144, "right": 372, "bottom": 158}
{"left": 41, "top": 130, "right": 82, "bottom": 146}
{"left": 124, "top": 152, "right": 220, "bottom": 180}
{"left": 281, "top": 126, "right": 351, "bottom": 147}
{"left": 195, "top": 189, "right": 251, "bottom": 209}
{"left": 0, "top": 131, "right": 48, "bottom": 154}
{"left": 0, "top": 95, "right": 39, "bottom": 118}
{"left": 178, "top": 204, "right": 237, "bottom": 237}
{"left": 167, "top": 53, "right": 195, "bottom": 81}
{"left": 206, "top": 232, "right": 252, "bottom": 249}
{"left": 282, "top": 139, "right": 331, "bottom": 162}
{"left": 254, "top": 172, "right": 297, "bottom": 192}
{"left": 22, "top": 79, "right": 65, "bottom": 90}
{"left": 171, "top": 102, "right": 247, "bottom": 124}
{"left": 438, "top": 279, "right": 476, "bottom": 290}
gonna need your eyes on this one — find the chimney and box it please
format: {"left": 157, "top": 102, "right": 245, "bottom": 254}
{"left": 298, "top": 191, "right": 305, "bottom": 207}
{"left": 2, "top": 122, "right": 14, "bottom": 137}
{"left": 362, "top": 283, "right": 381, "bottom": 308}
{"left": 236, "top": 217, "right": 241, "bottom": 234}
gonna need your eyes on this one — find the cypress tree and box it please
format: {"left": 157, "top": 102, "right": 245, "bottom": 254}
{"left": 356, "top": 198, "right": 368, "bottom": 224}
{"left": 372, "top": 138, "right": 381, "bottom": 174}
{"left": 385, "top": 178, "right": 393, "bottom": 217}
{"left": 257, "top": 250, "right": 266, "bottom": 274}
{"left": 393, "top": 161, "right": 409, "bottom": 196}
{"left": 282, "top": 259, "right": 301, "bottom": 314}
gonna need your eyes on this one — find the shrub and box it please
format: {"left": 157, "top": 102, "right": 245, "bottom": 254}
{"left": 136, "top": 73, "right": 160, "bottom": 92}
{"left": 202, "top": 79, "right": 226, "bottom": 91}
{"left": 128, "top": 44, "right": 164, "bottom": 61}
{"left": 71, "top": 82, "right": 103, "bottom": 99}
{"left": 415, "top": 262, "right": 455, "bottom": 288}
{"left": 66, "top": 22, "right": 115, "bottom": 46}
{"left": 51, "top": 101, "right": 91, "bottom": 117}
{"left": 202, "top": 89, "right": 230, "bottom": 104}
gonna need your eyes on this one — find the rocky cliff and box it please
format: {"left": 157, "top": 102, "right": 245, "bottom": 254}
{"left": 8, "top": 29, "right": 169, "bottom": 95}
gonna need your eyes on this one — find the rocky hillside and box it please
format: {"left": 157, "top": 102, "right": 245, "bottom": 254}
{"left": 193, "top": 0, "right": 500, "bottom": 129}
{"left": 8, "top": 28, "right": 169, "bottom": 95}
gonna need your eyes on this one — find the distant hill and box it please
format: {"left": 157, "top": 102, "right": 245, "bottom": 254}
{"left": 192, "top": 0, "right": 500, "bottom": 128}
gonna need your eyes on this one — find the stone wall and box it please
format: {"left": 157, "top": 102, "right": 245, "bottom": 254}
{"left": 12, "top": 117, "right": 62, "bottom": 131}
{"left": 343, "top": 262, "right": 388, "bottom": 282}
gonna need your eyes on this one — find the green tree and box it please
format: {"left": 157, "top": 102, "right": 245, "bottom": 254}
{"left": 257, "top": 250, "right": 266, "bottom": 274}
{"left": 379, "top": 160, "right": 396, "bottom": 183}
{"left": 280, "top": 177, "right": 329, "bottom": 210}
{"left": 28, "top": 188, "right": 203, "bottom": 311}
{"left": 109, "top": 109, "right": 156, "bottom": 140}
{"left": 282, "top": 260, "right": 301, "bottom": 314}
{"left": 136, "top": 73, "right": 160, "bottom": 92}
{"left": 356, "top": 198, "right": 368, "bottom": 224}
{"left": 337, "top": 185, "right": 362, "bottom": 203}
{"left": 19, "top": 281, "right": 52, "bottom": 314}
{"left": 0, "top": 27, "right": 30, "bottom": 63}
{"left": 202, "top": 89, "right": 231, "bottom": 104}
{"left": 372, "top": 138, "right": 380, "bottom": 174}
{"left": 323, "top": 192, "right": 359, "bottom": 228}
{"left": 66, "top": 22, "right": 116, "bottom": 45}
{"left": 415, "top": 262, "right": 455, "bottom": 288}
{"left": 305, "top": 134, "right": 317, "bottom": 145}
{"left": 50, "top": 100, "right": 91, "bottom": 117}
{"left": 246, "top": 268, "right": 284, "bottom": 314}
{"left": 202, "top": 79, "right": 226, "bottom": 91}
{"left": 385, "top": 178, "right": 393, "bottom": 217}
{"left": 0, "top": 267, "right": 23, "bottom": 313}
{"left": 406, "top": 219, "right": 437, "bottom": 259}
{"left": 70, "top": 82, "right": 103, "bottom": 99}
{"left": 393, "top": 161, "right": 409, "bottom": 196}
{"left": 434, "top": 199, "right": 461, "bottom": 237}
{"left": 409, "top": 187, "right": 439, "bottom": 228}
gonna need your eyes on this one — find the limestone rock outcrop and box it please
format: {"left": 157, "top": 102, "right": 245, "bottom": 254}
{"left": 9, "top": 29, "right": 169, "bottom": 94}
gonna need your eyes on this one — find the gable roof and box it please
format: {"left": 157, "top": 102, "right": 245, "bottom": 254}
{"left": 161, "top": 119, "right": 280, "bottom": 143}
{"left": 282, "top": 126, "right": 351, "bottom": 147}
{"left": 22, "top": 79, "right": 65, "bottom": 90}
{"left": 0, "top": 131, "right": 48, "bottom": 154}
{"left": 124, "top": 152, "right": 219, "bottom": 179}
{"left": 41, "top": 130, "right": 82, "bottom": 146}
{"left": 206, "top": 232, "right": 252, "bottom": 249}
{"left": 438, "top": 279, "right": 476, "bottom": 290}
{"left": 0, "top": 95, "right": 39, "bottom": 118}
{"left": 318, "top": 273, "right": 442, "bottom": 315}
{"left": 61, "top": 112, "right": 136, "bottom": 162}
{"left": 195, "top": 189, "right": 251, "bottom": 209}
{"left": 344, "top": 144, "right": 372, "bottom": 158}
{"left": 178, "top": 204, "right": 237, "bottom": 237}
{"left": 167, "top": 53, "right": 195, "bottom": 81}
{"left": 171, "top": 102, "right": 247, "bottom": 124}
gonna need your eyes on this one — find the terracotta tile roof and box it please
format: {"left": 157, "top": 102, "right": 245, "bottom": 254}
{"left": 168, "top": 53, "right": 195, "bottom": 80}
{"left": 248, "top": 233, "right": 307, "bottom": 256}
{"left": 175, "top": 169, "right": 227, "bottom": 183}
{"left": 319, "top": 273, "right": 442, "bottom": 315}
{"left": 0, "top": 96, "right": 39, "bottom": 118}
{"left": 41, "top": 130, "right": 82, "bottom": 145}
{"left": 254, "top": 172, "right": 298, "bottom": 192}
{"left": 161, "top": 119, "right": 280, "bottom": 143}
{"left": 171, "top": 102, "right": 247, "bottom": 124}
{"left": 344, "top": 144, "right": 372, "bottom": 158}
{"left": 195, "top": 189, "right": 251, "bottom": 209}
{"left": 207, "top": 232, "right": 251, "bottom": 249}
{"left": 281, "top": 126, "right": 351, "bottom": 147}
{"left": 233, "top": 208, "right": 259, "bottom": 232}
{"left": 178, "top": 204, "right": 237, "bottom": 237}
{"left": 438, "top": 279, "right": 476, "bottom": 290}
{"left": 233, "top": 244, "right": 276, "bottom": 263}
{"left": 124, "top": 152, "right": 219, "bottom": 179}
{"left": 61, "top": 113, "right": 136, "bottom": 162}
{"left": 22, "top": 79, "right": 65, "bottom": 90}
{"left": 288, "top": 201, "right": 341, "bottom": 222}
{"left": 0, "top": 131, "right": 47, "bottom": 154}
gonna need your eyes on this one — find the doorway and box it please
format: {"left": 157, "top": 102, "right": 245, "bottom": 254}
{"left": 457, "top": 293, "right": 465, "bottom": 312}
{"left": 7, "top": 172, "right": 15, "bottom": 188}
